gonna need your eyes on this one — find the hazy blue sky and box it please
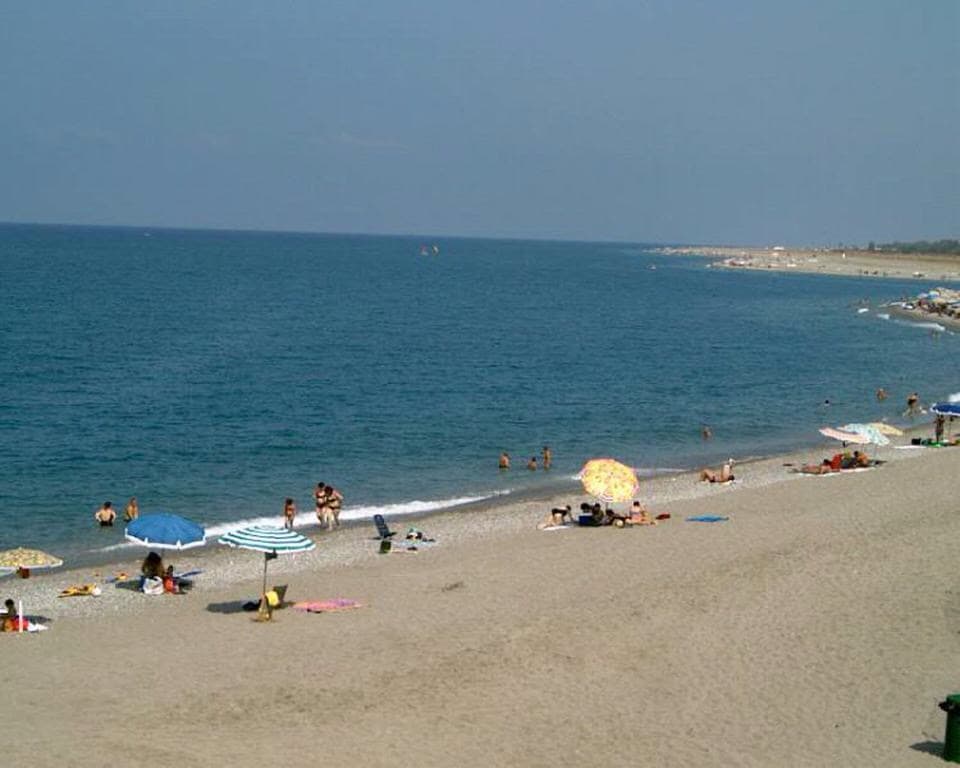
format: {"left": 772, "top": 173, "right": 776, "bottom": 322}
{"left": 1, "top": 2, "right": 956, "bottom": 244}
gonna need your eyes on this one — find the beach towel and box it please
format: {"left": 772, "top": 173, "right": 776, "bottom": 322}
{"left": 538, "top": 523, "right": 575, "bottom": 531}
{"left": 292, "top": 599, "right": 362, "bottom": 613}
{"left": 58, "top": 584, "right": 102, "bottom": 598}
{"left": 687, "top": 515, "right": 728, "bottom": 523}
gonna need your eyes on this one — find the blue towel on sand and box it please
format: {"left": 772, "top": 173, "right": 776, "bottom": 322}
{"left": 687, "top": 515, "right": 728, "bottom": 523}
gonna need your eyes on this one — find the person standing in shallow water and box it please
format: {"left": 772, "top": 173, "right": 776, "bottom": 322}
{"left": 875, "top": 388, "right": 887, "bottom": 402}
{"left": 905, "top": 392, "right": 921, "bottom": 417}
{"left": 124, "top": 497, "right": 139, "bottom": 522}
{"left": 499, "top": 452, "right": 510, "bottom": 470}
{"left": 527, "top": 456, "right": 538, "bottom": 471}
{"left": 283, "top": 498, "right": 296, "bottom": 530}
{"left": 94, "top": 501, "right": 116, "bottom": 527}
{"left": 542, "top": 446, "right": 552, "bottom": 470}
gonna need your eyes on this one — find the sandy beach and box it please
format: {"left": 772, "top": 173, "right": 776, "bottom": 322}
{"left": 4, "top": 425, "right": 959, "bottom": 767}
{"left": 657, "top": 246, "right": 960, "bottom": 283}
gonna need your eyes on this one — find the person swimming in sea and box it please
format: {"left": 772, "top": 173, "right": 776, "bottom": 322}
{"left": 94, "top": 501, "right": 116, "bottom": 527}
{"left": 498, "top": 452, "right": 510, "bottom": 470}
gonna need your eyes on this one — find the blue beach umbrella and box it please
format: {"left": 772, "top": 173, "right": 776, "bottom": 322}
{"left": 219, "top": 525, "right": 315, "bottom": 597}
{"left": 125, "top": 512, "right": 206, "bottom": 551}
{"left": 931, "top": 402, "right": 960, "bottom": 417}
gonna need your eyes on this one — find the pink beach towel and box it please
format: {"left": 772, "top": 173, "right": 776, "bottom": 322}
{"left": 292, "top": 599, "right": 363, "bottom": 613}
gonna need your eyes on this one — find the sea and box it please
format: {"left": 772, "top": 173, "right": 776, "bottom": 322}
{"left": 1, "top": 223, "right": 958, "bottom": 561}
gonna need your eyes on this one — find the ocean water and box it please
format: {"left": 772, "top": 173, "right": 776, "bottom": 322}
{"left": 1, "top": 223, "right": 958, "bottom": 559}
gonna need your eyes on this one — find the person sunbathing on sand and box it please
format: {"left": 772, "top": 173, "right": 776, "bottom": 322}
{"left": 797, "top": 459, "right": 836, "bottom": 475}
{"left": 699, "top": 459, "right": 734, "bottom": 483}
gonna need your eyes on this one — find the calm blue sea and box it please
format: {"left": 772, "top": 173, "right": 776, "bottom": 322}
{"left": 1, "top": 223, "right": 957, "bottom": 560}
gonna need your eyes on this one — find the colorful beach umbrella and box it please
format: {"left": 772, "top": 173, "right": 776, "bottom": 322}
{"left": 125, "top": 512, "right": 206, "bottom": 551}
{"left": 0, "top": 547, "right": 63, "bottom": 576}
{"left": 580, "top": 458, "right": 639, "bottom": 504}
{"left": 219, "top": 525, "right": 315, "bottom": 597}
{"left": 839, "top": 423, "right": 891, "bottom": 447}
{"left": 818, "top": 427, "right": 870, "bottom": 445}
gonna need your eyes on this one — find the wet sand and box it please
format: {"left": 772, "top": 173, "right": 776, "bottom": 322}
{"left": 3, "top": 424, "right": 959, "bottom": 767}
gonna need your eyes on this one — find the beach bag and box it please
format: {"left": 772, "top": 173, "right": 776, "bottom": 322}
{"left": 142, "top": 576, "right": 164, "bottom": 595}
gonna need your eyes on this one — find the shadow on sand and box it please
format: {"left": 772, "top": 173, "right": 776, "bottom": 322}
{"left": 909, "top": 740, "right": 944, "bottom": 758}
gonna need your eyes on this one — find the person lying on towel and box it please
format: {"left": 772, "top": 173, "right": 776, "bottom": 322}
{"left": 699, "top": 459, "right": 734, "bottom": 483}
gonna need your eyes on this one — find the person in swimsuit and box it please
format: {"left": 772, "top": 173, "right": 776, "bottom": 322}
{"left": 875, "top": 388, "right": 887, "bottom": 402}
{"left": 94, "top": 501, "right": 116, "bottom": 527}
{"left": 527, "top": 456, "right": 537, "bottom": 471}
{"left": 498, "top": 452, "right": 510, "bottom": 470}
{"left": 324, "top": 485, "right": 343, "bottom": 528}
{"left": 314, "top": 482, "right": 325, "bottom": 521}
{"left": 542, "top": 446, "right": 552, "bottom": 470}
{"left": 283, "top": 497, "right": 296, "bottom": 530}
{"left": 905, "top": 392, "right": 921, "bottom": 417}
{"left": 124, "top": 497, "right": 139, "bottom": 522}
{"left": 701, "top": 425, "right": 713, "bottom": 440}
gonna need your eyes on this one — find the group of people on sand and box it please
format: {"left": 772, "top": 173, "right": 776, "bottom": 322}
{"left": 499, "top": 446, "right": 552, "bottom": 471}
{"left": 140, "top": 551, "right": 186, "bottom": 595}
{"left": 539, "top": 500, "right": 657, "bottom": 529}
{"left": 797, "top": 450, "right": 872, "bottom": 475}
{"left": 282, "top": 482, "right": 344, "bottom": 531}
{"left": 93, "top": 497, "right": 139, "bottom": 527}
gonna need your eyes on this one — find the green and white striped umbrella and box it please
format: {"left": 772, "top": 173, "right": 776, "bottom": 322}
{"left": 219, "top": 525, "right": 315, "bottom": 554}
{"left": 219, "top": 526, "right": 315, "bottom": 599}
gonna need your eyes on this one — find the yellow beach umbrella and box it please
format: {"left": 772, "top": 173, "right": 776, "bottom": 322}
{"left": 0, "top": 547, "right": 64, "bottom": 577}
{"left": 868, "top": 422, "right": 903, "bottom": 436}
{"left": 580, "top": 458, "right": 639, "bottom": 504}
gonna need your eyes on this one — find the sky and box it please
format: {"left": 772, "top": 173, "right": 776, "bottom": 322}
{"left": 0, "top": 1, "right": 957, "bottom": 245}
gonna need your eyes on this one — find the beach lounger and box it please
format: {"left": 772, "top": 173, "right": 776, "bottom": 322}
{"left": 373, "top": 514, "right": 396, "bottom": 540}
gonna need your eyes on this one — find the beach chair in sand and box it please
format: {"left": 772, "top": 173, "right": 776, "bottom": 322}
{"left": 373, "top": 514, "right": 396, "bottom": 540}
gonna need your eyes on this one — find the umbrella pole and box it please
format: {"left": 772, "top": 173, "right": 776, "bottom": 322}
{"left": 262, "top": 553, "right": 269, "bottom": 597}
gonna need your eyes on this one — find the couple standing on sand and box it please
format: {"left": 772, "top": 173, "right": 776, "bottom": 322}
{"left": 282, "top": 483, "right": 344, "bottom": 531}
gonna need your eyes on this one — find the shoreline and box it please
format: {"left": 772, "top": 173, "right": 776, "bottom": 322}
{"left": 5, "top": 416, "right": 945, "bottom": 618}
{"left": 18, "top": 413, "right": 931, "bottom": 575}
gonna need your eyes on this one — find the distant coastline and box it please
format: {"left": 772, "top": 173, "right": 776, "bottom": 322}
{"left": 655, "top": 245, "right": 960, "bottom": 283}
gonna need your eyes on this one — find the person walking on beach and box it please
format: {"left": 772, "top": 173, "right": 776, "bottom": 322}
{"left": 935, "top": 414, "right": 946, "bottom": 443}
{"left": 327, "top": 485, "right": 343, "bottom": 527}
{"left": 283, "top": 497, "right": 296, "bottom": 530}
{"left": 318, "top": 484, "right": 343, "bottom": 529}
{"left": 123, "top": 497, "right": 139, "bottom": 522}
{"left": 542, "top": 445, "right": 552, "bottom": 470}
{"left": 499, "top": 452, "right": 510, "bottom": 470}
{"left": 94, "top": 501, "right": 116, "bottom": 527}
{"left": 314, "top": 482, "right": 326, "bottom": 522}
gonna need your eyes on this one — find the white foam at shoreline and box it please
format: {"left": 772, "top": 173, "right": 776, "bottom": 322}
{"left": 92, "top": 492, "right": 509, "bottom": 553}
